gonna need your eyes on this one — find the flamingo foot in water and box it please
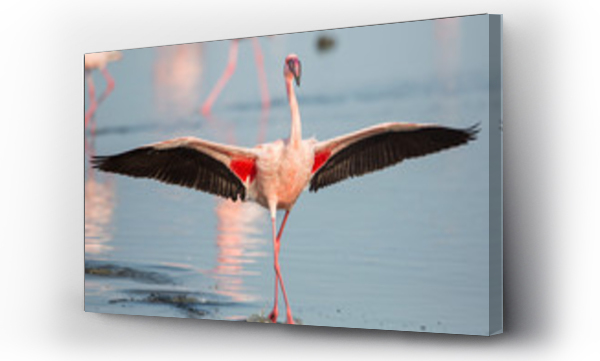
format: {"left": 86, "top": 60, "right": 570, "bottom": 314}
{"left": 268, "top": 308, "right": 278, "bottom": 323}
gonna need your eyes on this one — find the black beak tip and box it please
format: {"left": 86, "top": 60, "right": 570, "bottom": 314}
{"left": 295, "top": 76, "right": 301, "bottom": 86}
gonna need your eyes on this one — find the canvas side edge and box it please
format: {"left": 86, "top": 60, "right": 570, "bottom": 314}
{"left": 488, "top": 13, "right": 504, "bottom": 336}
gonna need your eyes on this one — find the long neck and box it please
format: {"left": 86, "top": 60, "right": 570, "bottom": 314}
{"left": 286, "top": 78, "right": 302, "bottom": 146}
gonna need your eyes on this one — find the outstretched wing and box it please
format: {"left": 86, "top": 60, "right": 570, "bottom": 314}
{"left": 310, "top": 122, "right": 479, "bottom": 192}
{"left": 92, "top": 137, "right": 258, "bottom": 201}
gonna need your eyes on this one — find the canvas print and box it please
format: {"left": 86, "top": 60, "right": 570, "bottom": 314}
{"left": 85, "top": 14, "right": 503, "bottom": 335}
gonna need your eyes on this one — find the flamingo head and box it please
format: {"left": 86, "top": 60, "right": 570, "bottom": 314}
{"left": 284, "top": 54, "right": 301, "bottom": 86}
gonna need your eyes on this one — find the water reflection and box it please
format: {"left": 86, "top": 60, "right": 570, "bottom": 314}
{"left": 212, "top": 200, "right": 266, "bottom": 303}
{"left": 205, "top": 110, "right": 269, "bottom": 305}
{"left": 85, "top": 138, "right": 116, "bottom": 255}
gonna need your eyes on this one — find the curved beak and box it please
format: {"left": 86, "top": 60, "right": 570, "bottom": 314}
{"left": 294, "top": 71, "right": 301, "bottom": 87}
{"left": 288, "top": 59, "right": 301, "bottom": 87}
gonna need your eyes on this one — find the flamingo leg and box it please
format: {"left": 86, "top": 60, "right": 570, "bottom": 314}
{"left": 268, "top": 210, "right": 289, "bottom": 322}
{"left": 98, "top": 67, "right": 115, "bottom": 104}
{"left": 268, "top": 211, "right": 294, "bottom": 324}
{"left": 85, "top": 72, "right": 97, "bottom": 130}
{"left": 201, "top": 39, "right": 239, "bottom": 115}
{"left": 250, "top": 37, "right": 270, "bottom": 111}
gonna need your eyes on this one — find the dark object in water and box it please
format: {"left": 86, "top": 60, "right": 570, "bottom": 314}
{"left": 109, "top": 291, "right": 219, "bottom": 318}
{"left": 144, "top": 292, "right": 208, "bottom": 317}
{"left": 317, "top": 35, "right": 336, "bottom": 53}
{"left": 85, "top": 262, "right": 173, "bottom": 284}
{"left": 247, "top": 313, "right": 303, "bottom": 325}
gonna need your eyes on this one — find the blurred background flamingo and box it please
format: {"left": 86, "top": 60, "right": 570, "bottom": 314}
{"left": 84, "top": 51, "right": 122, "bottom": 130}
{"left": 154, "top": 44, "right": 204, "bottom": 119}
{"left": 201, "top": 38, "right": 270, "bottom": 115}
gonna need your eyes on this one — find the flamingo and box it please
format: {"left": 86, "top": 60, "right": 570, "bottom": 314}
{"left": 93, "top": 54, "right": 478, "bottom": 324}
{"left": 84, "top": 51, "right": 123, "bottom": 129}
{"left": 201, "top": 38, "right": 269, "bottom": 115}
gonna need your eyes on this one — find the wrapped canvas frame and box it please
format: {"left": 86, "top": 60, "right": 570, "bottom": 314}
{"left": 85, "top": 14, "right": 503, "bottom": 336}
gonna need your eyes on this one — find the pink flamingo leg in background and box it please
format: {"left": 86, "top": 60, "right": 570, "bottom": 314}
{"left": 201, "top": 38, "right": 270, "bottom": 115}
{"left": 269, "top": 211, "right": 295, "bottom": 324}
{"left": 85, "top": 72, "right": 97, "bottom": 129}
{"left": 92, "top": 68, "right": 117, "bottom": 136}
{"left": 98, "top": 67, "right": 116, "bottom": 103}
{"left": 85, "top": 67, "right": 117, "bottom": 133}
{"left": 201, "top": 40, "right": 239, "bottom": 115}
{"left": 251, "top": 37, "right": 270, "bottom": 110}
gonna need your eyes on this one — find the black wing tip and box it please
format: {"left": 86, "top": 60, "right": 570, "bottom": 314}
{"left": 90, "top": 147, "right": 247, "bottom": 202}
{"left": 309, "top": 122, "right": 481, "bottom": 193}
{"left": 91, "top": 154, "right": 120, "bottom": 171}
{"left": 464, "top": 123, "right": 481, "bottom": 141}
{"left": 90, "top": 155, "right": 107, "bottom": 169}
{"left": 91, "top": 147, "right": 150, "bottom": 170}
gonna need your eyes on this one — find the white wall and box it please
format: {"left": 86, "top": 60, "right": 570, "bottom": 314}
{"left": 1, "top": 1, "right": 599, "bottom": 360}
